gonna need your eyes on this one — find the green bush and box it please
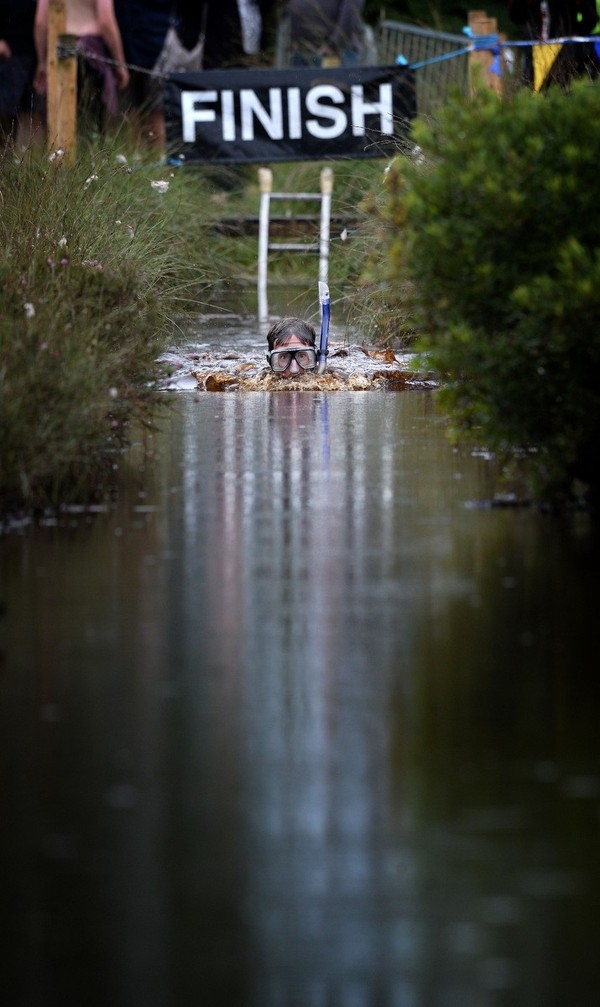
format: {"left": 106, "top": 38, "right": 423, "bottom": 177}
{"left": 375, "top": 81, "right": 600, "bottom": 507}
{"left": 0, "top": 143, "right": 205, "bottom": 513}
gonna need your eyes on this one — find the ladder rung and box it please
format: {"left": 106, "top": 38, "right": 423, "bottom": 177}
{"left": 269, "top": 192, "right": 322, "bottom": 200}
{"left": 268, "top": 242, "right": 319, "bottom": 251}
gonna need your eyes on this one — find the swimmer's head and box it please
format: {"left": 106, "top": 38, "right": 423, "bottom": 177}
{"left": 266, "top": 317, "right": 317, "bottom": 377}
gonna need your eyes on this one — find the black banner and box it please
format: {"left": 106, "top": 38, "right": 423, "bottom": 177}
{"left": 164, "top": 65, "right": 416, "bottom": 164}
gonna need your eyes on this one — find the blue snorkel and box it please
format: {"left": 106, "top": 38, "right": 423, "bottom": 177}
{"left": 317, "top": 281, "right": 330, "bottom": 374}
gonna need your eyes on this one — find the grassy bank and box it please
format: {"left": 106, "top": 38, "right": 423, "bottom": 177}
{"left": 0, "top": 142, "right": 212, "bottom": 515}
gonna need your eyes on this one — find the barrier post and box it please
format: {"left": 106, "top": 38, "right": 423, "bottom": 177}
{"left": 47, "top": 0, "right": 77, "bottom": 161}
{"left": 468, "top": 9, "right": 503, "bottom": 96}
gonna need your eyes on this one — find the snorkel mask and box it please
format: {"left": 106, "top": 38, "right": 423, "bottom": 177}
{"left": 267, "top": 344, "right": 318, "bottom": 374}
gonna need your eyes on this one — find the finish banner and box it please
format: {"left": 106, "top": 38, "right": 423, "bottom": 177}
{"left": 164, "top": 65, "right": 416, "bottom": 164}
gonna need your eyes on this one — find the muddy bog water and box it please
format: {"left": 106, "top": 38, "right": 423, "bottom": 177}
{"left": 1, "top": 313, "right": 599, "bottom": 1007}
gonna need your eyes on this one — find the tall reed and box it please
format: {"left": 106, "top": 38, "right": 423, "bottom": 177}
{"left": 0, "top": 142, "right": 206, "bottom": 513}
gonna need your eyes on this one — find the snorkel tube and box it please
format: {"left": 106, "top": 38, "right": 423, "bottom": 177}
{"left": 317, "top": 281, "right": 330, "bottom": 374}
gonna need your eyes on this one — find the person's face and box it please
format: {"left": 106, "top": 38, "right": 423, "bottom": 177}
{"left": 268, "top": 333, "right": 317, "bottom": 377}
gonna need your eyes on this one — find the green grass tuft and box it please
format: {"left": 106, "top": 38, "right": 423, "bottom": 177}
{"left": 0, "top": 142, "right": 211, "bottom": 513}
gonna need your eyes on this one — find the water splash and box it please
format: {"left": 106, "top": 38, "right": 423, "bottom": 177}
{"left": 158, "top": 314, "right": 433, "bottom": 392}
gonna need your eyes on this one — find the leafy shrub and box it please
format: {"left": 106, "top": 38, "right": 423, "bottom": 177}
{"left": 374, "top": 81, "right": 600, "bottom": 507}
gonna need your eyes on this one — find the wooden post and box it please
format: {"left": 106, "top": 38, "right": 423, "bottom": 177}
{"left": 47, "top": 0, "right": 77, "bottom": 161}
{"left": 46, "top": 0, "right": 65, "bottom": 150}
{"left": 468, "top": 9, "right": 503, "bottom": 97}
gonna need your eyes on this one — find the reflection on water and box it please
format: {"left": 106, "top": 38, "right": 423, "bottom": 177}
{"left": 1, "top": 387, "right": 600, "bottom": 1007}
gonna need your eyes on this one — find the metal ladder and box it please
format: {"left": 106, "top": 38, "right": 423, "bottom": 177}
{"left": 257, "top": 167, "right": 333, "bottom": 321}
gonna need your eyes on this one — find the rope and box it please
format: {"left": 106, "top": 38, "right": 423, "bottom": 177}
{"left": 60, "top": 41, "right": 172, "bottom": 80}
{"left": 397, "top": 34, "right": 600, "bottom": 72}
{"left": 406, "top": 46, "right": 472, "bottom": 70}
{"left": 503, "top": 35, "right": 600, "bottom": 48}
{"left": 62, "top": 34, "right": 600, "bottom": 79}
{"left": 471, "top": 34, "right": 500, "bottom": 51}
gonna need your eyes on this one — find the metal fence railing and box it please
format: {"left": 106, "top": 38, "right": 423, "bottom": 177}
{"left": 376, "top": 20, "right": 470, "bottom": 116}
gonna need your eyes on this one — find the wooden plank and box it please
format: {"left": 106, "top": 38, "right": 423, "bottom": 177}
{"left": 210, "top": 215, "right": 359, "bottom": 237}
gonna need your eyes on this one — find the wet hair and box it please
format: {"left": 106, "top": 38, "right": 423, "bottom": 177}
{"left": 266, "top": 317, "right": 317, "bottom": 352}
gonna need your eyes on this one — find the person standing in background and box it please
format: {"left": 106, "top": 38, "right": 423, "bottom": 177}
{"left": 0, "top": 1, "right": 38, "bottom": 143}
{"left": 34, "top": 0, "right": 129, "bottom": 132}
{"left": 508, "top": 0, "right": 598, "bottom": 35}
{"left": 507, "top": 0, "right": 599, "bottom": 87}
{"left": 174, "top": 0, "right": 277, "bottom": 69}
{"left": 113, "top": 0, "right": 172, "bottom": 149}
{"left": 287, "top": 0, "right": 366, "bottom": 66}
